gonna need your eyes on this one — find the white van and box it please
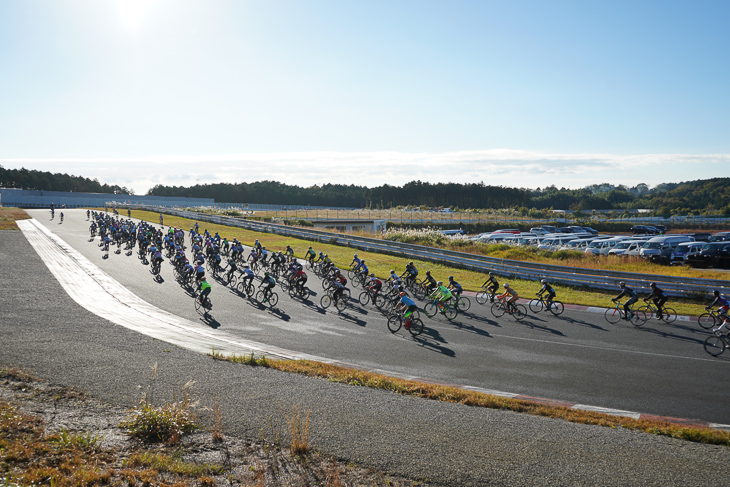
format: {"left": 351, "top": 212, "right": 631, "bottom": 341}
{"left": 538, "top": 235, "right": 577, "bottom": 250}
{"left": 640, "top": 235, "right": 695, "bottom": 260}
{"left": 584, "top": 236, "right": 633, "bottom": 255}
{"left": 608, "top": 239, "right": 650, "bottom": 257}
{"left": 560, "top": 236, "right": 602, "bottom": 251}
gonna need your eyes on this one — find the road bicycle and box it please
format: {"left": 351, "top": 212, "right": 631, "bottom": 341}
{"left": 424, "top": 298, "right": 458, "bottom": 320}
{"left": 637, "top": 301, "right": 677, "bottom": 323}
{"left": 350, "top": 272, "right": 367, "bottom": 289}
{"left": 528, "top": 295, "right": 565, "bottom": 315}
{"left": 289, "top": 282, "right": 311, "bottom": 300}
{"left": 412, "top": 280, "right": 434, "bottom": 301}
{"left": 475, "top": 286, "right": 498, "bottom": 305}
{"left": 451, "top": 294, "right": 471, "bottom": 312}
{"left": 194, "top": 295, "right": 213, "bottom": 315}
{"left": 703, "top": 327, "right": 730, "bottom": 357}
{"left": 604, "top": 301, "right": 646, "bottom": 326}
{"left": 321, "top": 292, "right": 347, "bottom": 312}
{"left": 150, "top": 259, "right": 162, "bottom": 275}
{"left": 491, "top": 296, "right": 527, "bottom": 320}
{"left": 387, "top": 309, "right": 424, "bottom": 336}
{"left": 358, "top": 287, "right": 385, "bottom": 307}
{"left": 237, "top": 279, "right": 255, "bottom": 297}
{"left": 255, "top": 287, "right": 279, "bottom": 307}
{"left": 698, "top": 308, "right": 728, "bottom": 330}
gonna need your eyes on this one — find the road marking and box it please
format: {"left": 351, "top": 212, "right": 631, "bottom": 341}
{"left": 488, "top": 332, "right": 724, "bottom": 363}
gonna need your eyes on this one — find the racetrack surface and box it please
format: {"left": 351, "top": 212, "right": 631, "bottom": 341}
{"left": 1, "top": 212, "right": 729, "bottom": 485}
{"left": 23, "top": 209, "right": 730, "bottom": 425}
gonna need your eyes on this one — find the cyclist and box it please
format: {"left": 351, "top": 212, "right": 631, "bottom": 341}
{"left": 707, "top": 290, "right": 730, "bottom": 331}
{"left": 86, "top": 209, "right": 90, "bottom": 219}
{"left": 151, "top": 249, "right": 164, "bottom": 270}
{"left": 423, "top": 271, "right": 438, "bottom": 295}
{"left": 429, "top": 281, "right": 452, "bottom": 309}
{"left": 331, "top": 272, "right": 347, "bottom": 304}
{"left": 305, "top": 246, "right": 316, "bottom": 265}
{"left": 643, "top": 282, "right": 667, "bottom": 319}
{"left": 198, "top": 277, "right": 212, "bottom": 306}
{"left": 293, "top": 266, "right": 308, "bottom": 293}
{"left": 351, "top": 253, "right": 361, "bottom": 269}
{"left": 537, "top": 279, "right": 556, "bottom": 310}
{"left": 482, "top": 272, "right": 500, "bottom": 302}
{"left": 401, "top": 262, "right": 418, "bottom": 287}
{"left": 182, "top": 260, "right": 195, "bottom": 280}
{"left": 254, "top": 239, "right": 262, "bottom": 253}
{"left": 447, "top": 276, "right": 462, "bottom": 303}
{"left": 259, "top": 272, "right": 276, "bottom": 302}
{"left": 366, "top": 273, "right": 382, "bottom": 296}
{"left": 194, "top": 263, "right": 206, "bottom": 284}
{"left": 499, "top": 283, "right": 519, "bottom": 312}
{"left": 60, "top": 212, "right": 64, "bottom": 223}
{"left": 240, "top": 264, "right": 255, "bottom": 293}
{"left": 315, "top": 251, "right": 325, "bottom": 263}
{"left": 355, "top": 259, "right": 369, "bottom": 280}
{"left": 285, "top": 245, "right": 294, "bottom": 262}
{"left": 611, "top": 282, "right": 638, "bottom": 320}
{"left": 396, "top": 291, "right": 419, "bottom": 328}
{"left": 261, "top": 247, "right": 268, "bottom": 265}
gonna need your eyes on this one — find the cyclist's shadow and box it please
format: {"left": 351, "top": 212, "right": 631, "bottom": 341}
{"left": 199, "top": 313, "right": 220, "bottom": 329}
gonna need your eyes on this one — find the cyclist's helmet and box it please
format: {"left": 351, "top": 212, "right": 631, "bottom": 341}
{"left": 619, "top": 281, "right": 626, "bottom": 287}
{"left": 504, "top": 283, "right": 509, "bottom": 288}
{"left": 541, "top": 279, "right": 547, "bottom": 284}
{"left": 426, "top": 271, "right": 431, "bottom": 276}
{"left": 448, "top": 276, "right": 454, "bottom": 281}
{"left": 262, "top": 247, "right": 265, "bottom": 250}
{"left": 390, "top": 269, "right": 395, "bottom": 274}
{"left": 354, "top": 254, "right": 358, "bottom": 258}
{"left": 714, "top": 290, "right": 720, "bottom": 296}
{"left": 399, "top": 291, "right": 405, "bottom": 297}
{"left": 369, "top": 273, "right": 375, "bottom": 277}
{"left": 408, "top": 261, "right": 413, "bottom": 266}
{"left": 265, "top": 272, "right": 270, "bottom": 277}
{"left": 361, "top": 260, "right": 365, "bottom": 264}
{"left": 308, "top": 246, "right": 312, "bottom": 249}
{"left": 437, "top": 281, "right": 443, "bottom": 285}
{"left": 649, "top": 282, "right": 656, "bottom": 288}
{"left": 488, "top": 272, "right": 493, "bottom": 276}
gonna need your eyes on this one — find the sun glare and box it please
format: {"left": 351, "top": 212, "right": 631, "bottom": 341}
{"left": 116, "top": 0, "right": 152, "bottom": 29}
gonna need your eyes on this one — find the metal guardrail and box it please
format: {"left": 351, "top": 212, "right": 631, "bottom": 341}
{"left": 125, "top": 205, "right": 728, "bottom": 299}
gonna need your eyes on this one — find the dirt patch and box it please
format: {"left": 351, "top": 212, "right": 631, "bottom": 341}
{"left": 0, "top": 366, "right": 428, "bottom": 486}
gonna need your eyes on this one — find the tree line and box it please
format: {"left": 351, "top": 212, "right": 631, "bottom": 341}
{"left": 0, "top": 165, "right": 132, "bottom": 195}
{"left": 2, "top": 163, "right": 728, "bottom": 212}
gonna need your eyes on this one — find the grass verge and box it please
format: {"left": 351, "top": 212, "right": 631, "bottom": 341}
{"left": 125, "top": 208, "right": 711, "bottom": 316}
{"left": 0, "top": 207, "right": 30, "bottom": 230}
{"left": 210, "top": 351, "right": 730, "bottom": 447}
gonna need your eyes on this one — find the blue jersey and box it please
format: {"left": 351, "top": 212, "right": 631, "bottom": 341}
{"left": 400, "top": 295, "right": 416, "bottom": 307}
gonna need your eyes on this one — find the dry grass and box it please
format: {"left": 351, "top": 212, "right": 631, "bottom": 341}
{"left": 0, "top": 207, "right": 30, "bottom": 230}
{"left": 211, "top": 351, "right": 730, "bottom": 447}
{"left": 284, "top": 404, "right": 310, "bottom": 455}
{"left": 127, "top": 209, "right": 711, "bottom": 316}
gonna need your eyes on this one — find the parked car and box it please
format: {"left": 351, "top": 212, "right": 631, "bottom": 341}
{"left": 631, "top": 225, "right": 658, "bottom": 235}
{"left": 639, "top": 235, "right": 695, "bottom": 263}
{"left": 670, "top": 241, "right": 705, "bottom": 264}
{"left": 491, "top": 229, "right": 521, "bottom": 235}
{"left": 608, "top": 239, "right": 651, "bottom": 257}
{"left": 577, "top": 226, "right": 599, "bottom": 236}
{"left": 529, "top": 227, "right": 551, "bottom": 236}
{"left": 686, "top": 242, "right": 730, "bottom": 269}
{"left": 561, "top": 237, "right": 601, "bottom": 251}
{"left": 708, "top": 231, "right": 730, "bottom": 242}
{"left": 585, "top": 236, "right": 633, "bottom": 255}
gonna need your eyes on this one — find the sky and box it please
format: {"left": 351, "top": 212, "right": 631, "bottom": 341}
{"left": 0, "top": 0, "right": 728, "bottom": 195}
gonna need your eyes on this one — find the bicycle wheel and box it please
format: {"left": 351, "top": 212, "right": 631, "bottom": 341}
{"left": 443, "top": 305, "right": 457, "bottom": 321}
{"left": 358, "top": 291, "right": 371, "bottom": 306}
{"left": 347, "top": 269, "right": 355, "bottom": 280}
{"left": 268, "top": 292, "right": 279, "bottom": 307}
{"left": 456, "top": 296, "right": 471, "bottom": 312}
{"left": 342, "top": 288, "right": 351, "bottom": 302}
{"left": 604, "top": 307, "right": 622, "bottom": 324}
{"left": 528, "top": 299, "right": 544, "bottom": 313}
{"left": 320, "top": 295, "right": 332, "bottom": 309}
{"left": 698, "top": 313, "right": 717, "bottom": 330}
{"left": 194, "top": 298, "right": 202, "bottom": 313}
{"left": 413, "top": 285, "right": 426, "bottom": 301}
{"left": 407, "top": 318, "right": 424, "bottom": 337}
{"left": 387, "top": 315, "right": 402, "bottom": 333}
{"left": 703, "top": 335, "right": 726, "bottom": 357}
{"left": 300, "top": 287, "right": 311, "bottom": 300}
{"left": 255, "top": 290, "right": 266, "bottom": 303}
{"left": 424, "top": 302, "right": 438, "bottom": 318}
{"left": 661, "top": 308, "right": 677, "bottom": 323}
{"left": 228, "top": 274, "right": 237, "bottom": 287}
{"left": 512, "top": 304, "right": 527, "bottom": 321}
{"left": 629, "top": 309, "right": 647, "bottom": 327}
{"left": 374, "top": 294, "right": 386, "bottom": 308}
{"left": 334, "top": 297, "right": 346, "bottom": 311}
{"left": 548, "top": 300, "right": 564, "bottom": 316}
{"left": 476, "top": 291, "right": 489, "bottom": 305}
{"left": 491, "top": 302, "right": 506, "bottom": 318}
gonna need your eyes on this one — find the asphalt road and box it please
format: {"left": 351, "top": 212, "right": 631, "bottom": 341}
{"left": 2, "top": 213, "right": 730, "bottom": 485}
{"left": 24, "top": 209, "right": 730, "bottom": 425}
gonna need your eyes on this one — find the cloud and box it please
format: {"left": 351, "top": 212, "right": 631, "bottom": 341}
{"left": 2, "top": 150, "right": 728, "bottom": 194}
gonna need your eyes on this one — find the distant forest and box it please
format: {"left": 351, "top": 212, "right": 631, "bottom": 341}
{"left": 148, "top": 178, "right": 730, "bottom": 213}
{"left": 2, "top": 164, "right": 728, "bottom": 212}
{"left": 0, "top": 165, "right": 132, "bottom": 195}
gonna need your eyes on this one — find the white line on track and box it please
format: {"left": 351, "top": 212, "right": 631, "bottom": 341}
{"left": 488, "top": 332, "right": 724, "bottom": 363}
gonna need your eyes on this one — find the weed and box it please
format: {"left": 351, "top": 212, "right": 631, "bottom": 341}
{"left": 211, "top": 395, "right": 224, "bottom": 443}
{"left": 51, "top": 427, "right": 104, "bottom": 451}
{"left": 124, "top": 451, "right": 225, "bottom": 476}
{"left": 285, "top": 404, "right": 310, "bottom": 455}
